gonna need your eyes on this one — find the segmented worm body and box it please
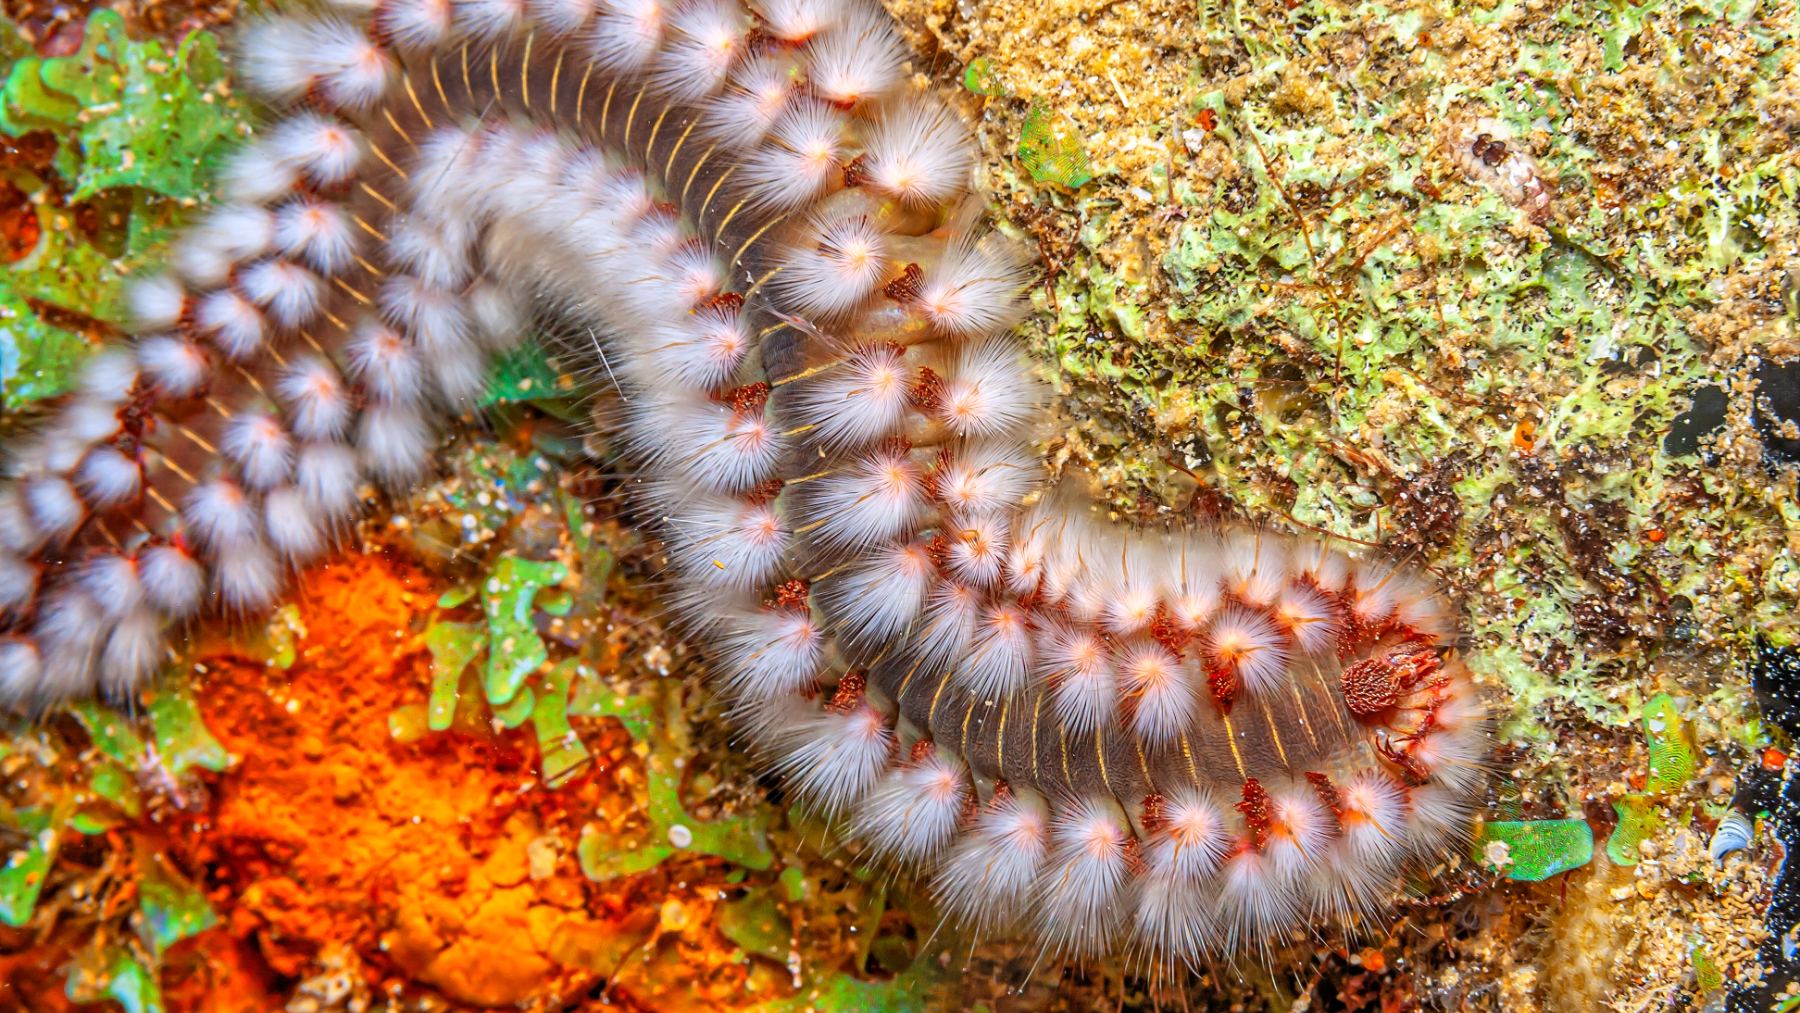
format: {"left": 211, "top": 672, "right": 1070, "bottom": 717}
{"left": 0, "top": 0, "right": 1486, "bottom": 968}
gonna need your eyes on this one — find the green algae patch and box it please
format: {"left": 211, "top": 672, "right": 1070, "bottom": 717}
{"left": 147, "top": 677, "right": 230, "bottom": 777}
{"left": 1472, "top": 818, "right": 1594, "bottom": 882}
{"left": 1642, "top": 693, "right": 1698, "bottom": 795}
{"left": 65, "top": 942, "right": 163, "bottom": 1013}
{"left": 0, "top": 805, "right": 61, "bottom": 927}
{"left": 575, "top": 678, "right": 774, "bottom": 880}
{"left": 481, "top": 555, "right": 569, "bottom": 706}
{"left": 1605, "top": 796, "right": 1663, "bottom": 867}
{"left": 134, "top": 847, "right": 217, "bottom": 960}
{"left": 1018, "top": 103, "right": 1093, "bottom": 189}
{"left": 720, "top": 885, "right": 792, "bottom": 962}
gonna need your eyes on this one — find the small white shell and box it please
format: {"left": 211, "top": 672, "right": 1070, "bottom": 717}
{"left": 1708, "top": 809, "right": 1755, "bottom": 865}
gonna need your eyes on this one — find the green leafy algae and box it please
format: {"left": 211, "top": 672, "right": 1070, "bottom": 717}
{"left": 1642, "top": 693, "right": 1698, "bottom": 794}
{"left": 480, "top": 554, "right": 568, "bottom": 706}
{"left": 1472, "top": 818, "right": 1594, "bottom": 882}
{"left": 1018, "top": 103, "right": 1093, "bottom": 189}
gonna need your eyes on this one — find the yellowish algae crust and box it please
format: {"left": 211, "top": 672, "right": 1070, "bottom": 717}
{"left": 886, "top": 0, "right": 1798, "bottom": 1007}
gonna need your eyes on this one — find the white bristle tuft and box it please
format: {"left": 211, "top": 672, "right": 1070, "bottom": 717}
{"left": 943, "top": 512, "right": 1009, "bottom": 588}
{"left": 634, "top": 309, "right": 750, "bottom": 390}
{"left": 277, "top": 357, "right": 354, "bottom": 440}
{"left": 79, "top": 350, "right": 139, "bottom": 403}
{"left": 718, "top": 605, "right": 824, "bottom": 699}
{"left": 626, "top": 393, "right": 784, "bottom": 494}
{"left": 817, "top": 540, "right": 933, "bottom": 644}
{"left": 917, "top": 233, "right": 1035, "bottom": 338}
{"left": 137, "top": 335, "right": 210, "bottom": 397}
{"left": 1271, "top": 584, "right": 1341, "bottom": 655}
{"left": 1119, "top": 640, "right": 1197, "bottom": 744}
{"left": 387, "top": 217, "right": 473, "bottom": 290}
{"left": 219, "top": 142, "right": 301, "bottom": 204}
{"left": 784, "top": 342, "right": 911, "bottom": 451}
{"left": 0, "top": 638, "right": 43, "bottom": 708}
{"left": 740, "top": 102, "right": 848, "bottom": 210}
{"left": 75, "top": 445, "right": 142, "bottom": 509}
{"left": 860, "top": 98, "right": 974, "bottom": 207}
{"left": 529, "top": 0, "right": 595, "bottom": 34}
{"left": 264, "top": 486, "right": 328, "bottom": 562}
{"left": 81, "top": 553, "right": 145, "bottom": 619}
{"left": 34, "top": 590, "right": 105, "bottom": 700}
{"left": 99, "top": 608, "right": 164, "bottom": 700}
{"left": 588, "top": 0, "right": 667, "bottom": 74}
{"left": 459, "top": 0, "right": 530, "bottom": 39}
{"left": 238, "top": 259, "right": 324, "bottom": 329}
{"left": 379, "top": 0, "right": 455, "bottom": 49}
{"left": 0, "top": 552, "right": 39, "bottom": 612}
{"left": 772, "top": 696, "right": 893, "bottom": 812}
{"left": 1203, "top": 606, "right": 1291, "bottom": 696}
{"left": 268, "top": 113, "right": 365, "bottom": 186}
{"left": 935, "top": 440, "right": 1039, "bottom": 517}
{"left": 296, "top": 442, "right": 364, "bottom": 519}
{"left": 777, "top": 212, "right": 889, "bottom": 318}
{"left": 213, "top": 538, "right": 283, "bottom": 613}
{"left": 237, "top": 17, "right": 318, "bottom": 101}
{"left": 23, "top": 475, "right": 85, "bottom": 544}
{"left": 193, "top": 289, "right": 267, "bottom": 360}
{"left": 703, "top": 55, "right": 802, "bottom": 149}
{"left": 311, "top": 19, "right": 396, "bottom": 109}
{"left": 467, "top": 281, "right": 527, "bottom": 351}
{"left": 182, "top": 478, "right": 260, "bottom": 550}
{"left": 932, "top": 339, "right": 1043, "bottom": 440}
{"left": 222, "top": 412, "right": 296, "bottom": 489}
{"left": 802, "top": 1, "right": 904, "bottom": 107}
{"left": 661, "top": 492, "right": 788, "bottom": 593}
{"left": 275, "top": 199, "right": 357, "bottom": 274}
{"left": 357, "top": 402, "right": 435, "bottom": 486}
{"left": 797, "top": 442, "right": 922, "bottom": 549}
{"left": 1044, "top": 624, "right": 1117, "bottom": 733}
{"left": 1034, "top": 798, "right": 1133, "bottom": 957}
{"left": 139, "top": 544, "right": 206, "bottom": 618}
{"left": 650, "top": 0, "right": 747, "bottom": 103}
{"left": 126, "top": 274, "right": 187, "bottom": 332}
{"left": 755, "top": 0, "right": 838, "bottom": 41}
{"left": 957, "top": 601, "right": 1034, "bottom": 696}
{"left": 853, "top": 749, "right": 970, "bottom": 863}
{"left": 935, "top": 791, "right": 1051, "bottom": 935}
{"left": 347, "top": 319, "right": 426, "bottom": 404}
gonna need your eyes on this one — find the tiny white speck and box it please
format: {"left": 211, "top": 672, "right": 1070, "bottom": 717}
{"left": 668, "top": 824, "right": 693, "bottom": 848}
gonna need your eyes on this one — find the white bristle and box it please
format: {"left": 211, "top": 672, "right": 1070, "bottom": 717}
{"left": 917, "top": 233, "right": 1035, "bottom": 338}
{"left": 1034, "top": 798, "right": 1133, "bottom": 957}
{"left": 718, "top": 605, "right": 824, "bottom": 698}
{"left": 1119, "top": 640, "right": 1197, "bottom": 744}
{"left": 817, "top": 540, "right": 934, "bottom": 644}
{"left": 276, "top": 357, "right": 354, "bottom": 441}
{"left": 139, "top": 544, "right": 206, "bottom": 618}
{"left": 589, "top": 0, "right": 667, "bottom": 75}
{"left": 626, "top": 393, "right": 783, "bottom": 494}
{"left": 347, "top": 319, "right": 426, "bottom": 404}
{"left": 137, "top": 335, "right": 210, "bottom": 397}
{"left": 172, "top": 234, "right": 237, "bottom": 288}
{"left": 1203, "top": 606, "right": 1291, "bottom": 696}
{"left": 381, "top": 276, "right": 472, "bottom": 355}
{"left": 703, "top": 55, "right": 802, "bottom": 149}
{"left": 34, "top": 590, "right": 105, "bottom": 700}
{"left": 467, "top": 281, "right": 527, "bottom": 351}
{"left": 238, "top": 17, "right": 317, "bottom": 101}
{"left": 458, "top": 0, "right": 529, "bottom": 38}
{"left": 934, "top": 791, "right": 1051, "bottom": 935}
{"left": 357, "top": 402, "right": 435, "bottom": 486}
{"left": 194, "top": 204, "right": 277, "bottom": 263}
{"left": 222, "top": 412, "right": 296, "bottom": 490}
{"left": 1215, "top": 848, "right": 1298, "bottom": 952}
{"left": 387, "top": 217, "right": 473, "bottom": 290}
{"left": 933, "top": 339, "right": 1043, "bottom": 440}
{"left": 213, "top": 538, "right": 283, "bottom": 613}
{"left": 661, "top": 492, "right": 788, "bottom": 594}
{"left": 264, "top": 486, "right": 327, "bottom": 562}
{"left": 99, "top": 608, "right": 164, "bottom": 700}
{"left": 23, "top": 475, "right": 84, "bottom": 544}
{"left": 79, "top": 350, "right": 139, "bottom": 404}
{"left": 1271, "top": 584, "right": 1341, "bottom": 655}
{"left": 778, "top": 212, "right": 889, "bottom": 318}
{"left": 268, "top": 113, "right": 365, "bottom": 186}
{"left": 0, "top": 552, "right": 39, "bottom": 612}
{"left": 310, "top": 18, "right": 396, "bottom": 108}
{"left": 853, "top": 749, "right": 970, "bottom": 863}
{"left": 957, "top": 601, "right": 1034, "bottom": 696}
{"left": 63, "top": 398, "right": 124, "bottom": 444}
{"left": 194, "top": 289, "right": 267, "bottom": 360}
{"left": 182, "top": 479, "right": 261, "bottom": 550}
{"left": 75, "top": 445, "right": 142, "bottom": 508}
{"left": 860, "top": 98, "right": 974, "bottom": 207}
{"left": 784, "top": 343, "right": 912, "bottom": 451}
{"left": 126, "top": 274, "right": 187, "bottom": 332}
{"left": 802, "top": 1, "right": 904, "bottom": 107}
{"left": 219, "top": 142, "right": 301, "bottom": 205}
{"left": 296, "top": 442, "right": 364, "bottom": 519}
{"left": 910, "top": 580, "right": 979, "bottom": 672}
{"left": 379, "top": 0, "right": 455, "bottom": 49}
{"left": 772, "top": 696, "right": 893, "bottom": 812}
{"left": 81, "top": 553, "right": 145, "bottom": 618}
{"left": 650, "top": 0, "right": 746, "bottom": 103}
{"left": 944, "top": 512, "right": 1010, "bottom": 588}
{"left": 528, "top": 0, "right": 594, "bottom": 34}
{"left": 275, "top": 199, "right": 357, "bottom": 274}
{"left": 1134, "top": 791, "right": 1232, "bottom": 964}
{"left": 238, "top": 260, "right": 324, "bottom": 329}
{"left": 0, "top": 638, "right": 43, "bottom": 708}
{"left": 797, "top": 442, "right": 923, "bottom": 549}
{"left": 1222, "top": 532, "right": 1289, "bottom": 606}
{"left": 634, "top": 309, "right": 750, "bottom": 390}
{"left": 429, "top": 347, "right": 488, "bottom": 405}
{"left": 934, "top": 440, "right": 1038, "bottom": 516}
{"left": 740, "top": 102, "right": 848, "bottom": 210}
{"left": 755, "top": 0, "right": 838, "bottom": 41}
{"left": 1043, "top": 624, "right": 1117, "bottom": 733}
